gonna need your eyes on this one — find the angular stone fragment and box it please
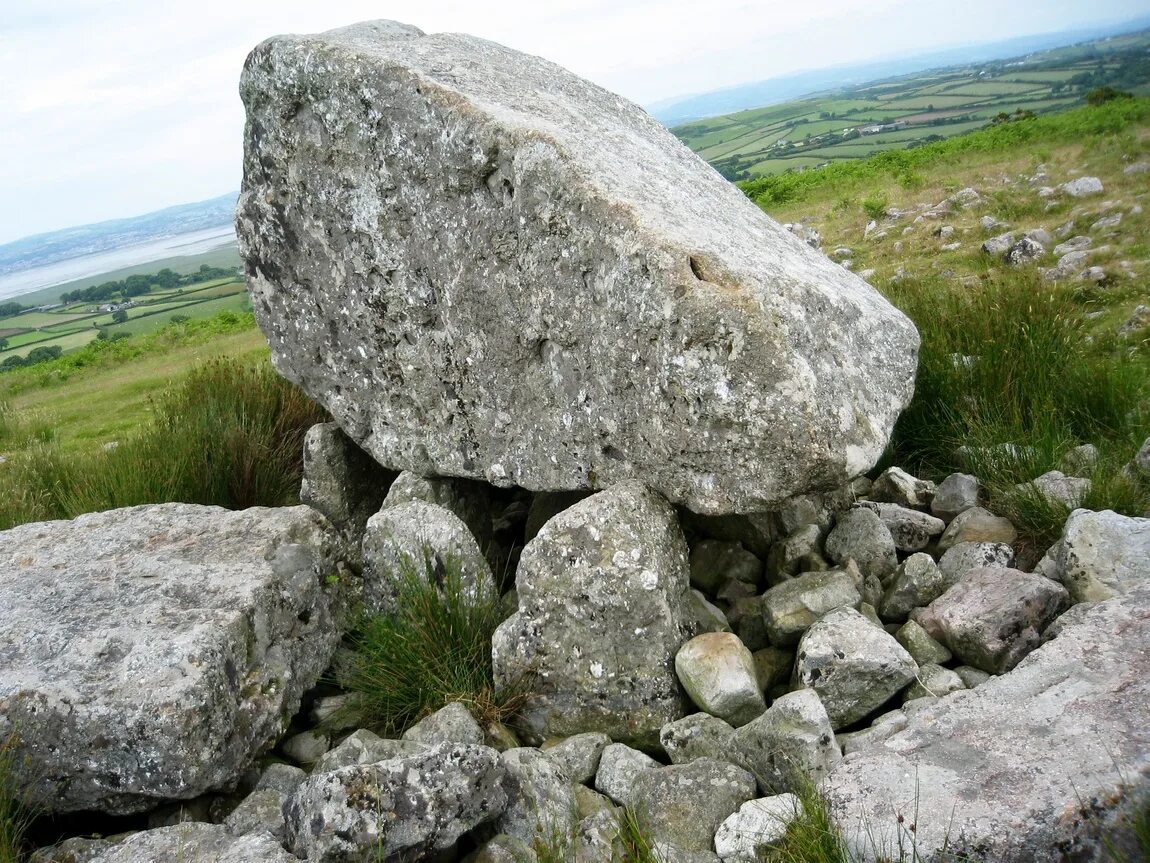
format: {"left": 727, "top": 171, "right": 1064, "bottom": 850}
{"left": 594, "top": 743, "right": 659, "bottom": 807}
{"left": 674, "top": 632, "right": 765, "bottom": 727}
{"left": 660, "top": 713, "right": 737, "bottom": 765}
{"left": 903, "top": 664, "right": 964, "bottom": 701}
{"left": 751, "top": 646, "right": 794, "bottom": 693}
{"left": 761, "top": 568, "right": 861, "bottom": 646}
{"left": 85, "top": 823, "right": 297, "bottom": 863}
{"left": 495, "top": 748, "right": 578, "bottom": 845}
{"left": 869, "top": 467, "right": 935, "bottom": 508}
{"left": 824, "top": 583, "right": 1150, "bottom": 862}
{"left": 492, "top": 483, "right": 692, "bottom": 747}
{"left": 361, "top": 500, "right": 495, "bottom": 616}
{"left": 0, "top": 504, "right": 347, "bottom": 815}
{"left": 402, "top": 701, "right": 485, "bottom": 746}
{"left": 879, "top": 553, "right": 947, "bottom": 621}
{"left": 895, "top": 619, "right": 952, "bottom": 666}
{"left": 630, "top": 759, "right": 757, "bottom": 853}
{"left": 937, "top": 541, "right": 1014, "bottom": 586}
{"left": 1014, "top": 470, "right": 1091, "bottom": 509}
{"left": 857, "top": 501, "right": 945, "bottom": 552}
{"left": 824, "top": 507, "right": 897, "bottom": 579}
{"left": 733, "top": 689, "right": 841, "bottom": 794}
{"left": 281, "top": 730, "right": 329, "bottom": 765}
{"left": 795, "top": 607, "right": 917, "bottom": 729}
{"left": 237, "top": 21, "right": 919, "bottom": 515}
{"left": 381, "top": 471, "right": 497, "bottom": 557}
{"left": 914, "top": 567, "right": 1069, "bottom": 673}
{"left": 312, "top": 730, "right": 426, "bottom": 775}
{"left": 689, "top": 540, "right": 762, "bottom": 594}
{"left": 543, "top": 732, "right": 611, "bottom": 785}
{"left": 224, "top": 788, "right": 288, "bottom": 840}
{"left": 765, "top": 524, "right": 826, "bottom": 585}
{"left": 283, "top": 743, "right": 509, "bottom": 862}
{"left": 1060, "top": 176, "right": 1104, "bottom": 197}
{"left": 937, "top": 506, "right": 1016, "bottom": 550}
{"left": 1056, "top": 509, "right": 1150, "bottom": 603}
{"left": 713, "top": 795, "right": 801, "bottom": 862}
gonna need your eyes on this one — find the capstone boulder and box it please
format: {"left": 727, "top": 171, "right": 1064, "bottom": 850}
{"left": 237, "top": 20, "right": 919, "bottom": 515}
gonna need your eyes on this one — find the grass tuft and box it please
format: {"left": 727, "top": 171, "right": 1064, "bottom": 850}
{"left": 0, "top": 734, "right": 34, "bottom": 863}
{"left": 331, "top": 551, "right": 520, "bottom": 738}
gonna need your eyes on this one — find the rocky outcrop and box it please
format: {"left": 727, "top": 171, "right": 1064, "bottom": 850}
{"left": 237, "top": 20, "right": 919, "bottom": 516}
{"left": 824, "top": 583, "right": 1150, "bottom": 862}
{"left": 0, "top": 504, "right": 347, "bottom": 815}
{"left": 492, "top": 482, "right": 692, "bottom": 748}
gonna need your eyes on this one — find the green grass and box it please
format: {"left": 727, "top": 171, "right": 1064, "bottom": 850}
{"left": 0, "top": 734, "right": 33, "bottom": 863}
{"left": 331, "top": 552, "right": 516, "bottom": 739}
{"left": 0, "top": 355, "right": 324, "bottom": 528}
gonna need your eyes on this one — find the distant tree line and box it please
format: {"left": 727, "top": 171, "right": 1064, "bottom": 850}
{"left": 0, "top": 301, "right": 28, "bottom": 319}
{"left": 59, "top": 264, "right": 237, "bottom": 305}
{"left": 1, "top": 345, "right": 63, "bottom": 371}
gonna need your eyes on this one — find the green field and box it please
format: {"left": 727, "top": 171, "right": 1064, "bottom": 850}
{"left": 675, "top": 29, "right": 1150, "bottom": 179}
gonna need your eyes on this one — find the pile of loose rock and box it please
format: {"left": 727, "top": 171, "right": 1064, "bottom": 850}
{"left": 4, "top": 19, "right": 1150, "bottom": 863}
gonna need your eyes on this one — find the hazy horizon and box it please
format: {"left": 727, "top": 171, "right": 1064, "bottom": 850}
{"left": 3, "top": 0, "right": 1148, "bottom": 245}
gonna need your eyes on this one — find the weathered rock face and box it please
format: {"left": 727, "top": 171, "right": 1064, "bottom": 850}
{"left": 84, "top": 823, "right": 298, "bottom": 863}
{"left": 237, "top": 21, "right": 919, "bottom": 515}
{"left": 1055, "top": 508, "right": 1150, "bottom": 603}
{"left": 492, "top": 482, "right": 692, "bottom": 748}
{"left": 824, "top": 583, "right": 1150, "bottom": 862}
{"left": 0, "top": 504, "right": 347, "bottom": 815}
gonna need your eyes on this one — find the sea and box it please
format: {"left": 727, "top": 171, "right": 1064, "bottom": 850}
{"left": 0, "top": 225, "right": 237, "bottom": 303}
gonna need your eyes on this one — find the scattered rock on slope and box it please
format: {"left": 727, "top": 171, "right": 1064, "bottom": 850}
{"left": 237, "top": 19, "right": 919, "bottom": 515}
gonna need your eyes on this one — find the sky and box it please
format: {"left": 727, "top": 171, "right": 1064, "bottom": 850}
{"left": 2, "top": 0, "right": 1147, "bottom": 245}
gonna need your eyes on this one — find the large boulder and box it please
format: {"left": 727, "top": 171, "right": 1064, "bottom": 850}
{"left": 0, "top": 504, "right": 347, "bottom": 815}
{"left": 492, "top": 482, "right": 692, "bottom": 748}
{"left": 237, "top": 21, "right": 919, "bottom": 516}
{"left": 83, "top": 823, "right": 298, "bottom": 863}
{"left": 1055, "top": 509, "right": 1150, "bottom": 603}
{"left": 824, "top": 582, "right": 1150, "bottom": 862}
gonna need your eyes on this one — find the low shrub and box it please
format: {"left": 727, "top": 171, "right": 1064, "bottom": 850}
{"left": 331, "top": 551, "right": 517, "bottom": 738}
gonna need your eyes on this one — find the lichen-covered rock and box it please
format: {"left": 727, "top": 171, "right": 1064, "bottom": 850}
{"left": 733, "top": 689, "right": 841, "bottom": 794}
{"left": 402, "top": 701, "right": 485, "bottom": 746}
{"left": 869, "top": 467, "right": 935, "bottom": 508}
{"left": 895, "top": 619, "right": 952, "bottom": 666}
{"left": 224, "top": 788, "right": 288, "bottom": 840}
{"left": 1055, "top": 509, "right": 1150, "bottom": 603}
{"left": 765, "top": 524, "right": 827, "bottom": 585}
{"left": 361, "top": 500, "right": 494, "bottom": 616}
{"left": 903, "top": 664, "right": 964, "bottom": 701}
{"left": 660, "top": 713, "right": 737, "bottom": 765}
{"left": 937, "top": 506, "right": 1016, "bottom": 550}
{"left": 312, "top": 729, "right": 426, "bottom": 775}
{"left": 237, "top": 21, "right": 919, "bottom": 516}
{"left": 824, "top": 508, "right": 897, "bottom": 580}
{"left": 1060, "top": 176, "right": 1104, "bottom": 197}
{"left": 381, "top": 471, "right": 497, "bottom": 558}
{"left": 1015, "top": 470, "right": 1091, "bottom": 509}
{"left": 0, "top": 504, "right": 347, "bottom": 815}
{"left": 856, "top": 502, "right": 944, "bottom": 553}
{"left": 494, "top": 748, "right": 578, "bottom": 846}
{"left": 879, "top": 553, "right": 946, "bottom": 621}
{"left": 713, "top": 795, "right": 801, "bottom": 862}
{"left": 85, "top": 823, "right": 297, "bottom": 863}
{"left": 301, "top": 421, "right": 394, "bottom": 565}
{"left": 937, "top": 541, "right": 1014, "bottom": 586}
{"left": 761, "top": 568, "right": 861, "bottom": 646}
{"left": 492, "top": 483, "right": 692, "bottom": 747}
{"left": 594, "top": 743, "right": 659, "bottom": 807}
{"left": 914, "top": 567, "right": 1069, "bottom": 674}
{"left": 542, "top": 732, "right": 612, "bottom": 785}
{"left": 630, "top": 759, "right": 757, "bottom": 853}
{"left": 795, "top": 607, "right": 917, "bottom": 729}
{"left": 824, "top": 582, "right": 1150, "bottom": 862}
{"left": 283, "top": 743, "right": 510, "bottom": 862}
{"left": 674, "top": 632, "right": 765, "bottom": 727}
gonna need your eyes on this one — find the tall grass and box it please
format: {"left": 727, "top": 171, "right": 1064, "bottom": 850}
{"left": 883, "top": 269, "right": 1149, "bottom": 550}
{"left": 0, "top": 734, "right": 33, "bottom": 863}
{"left": 0, "top": 357, "right": 325, "bottom": 529}
{"left": 332, "top": 551, "right": 517, "bottom": 738}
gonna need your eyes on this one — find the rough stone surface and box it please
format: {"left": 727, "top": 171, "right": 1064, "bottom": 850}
{"left": 300, "top": 421, "right": 393, "bottom": 563}
{"left": 281, "top": 730, "right": 330, "bottom": 765}
{"left": 402, "top": 701, "right": 485, "bottom": 746}
{"left": 914, "top": 567, "right": 1069, "bottom": 673}
{"left": 825, "top": 583, "right": 1150, "bottom": 862}
{"left": 879, "top": 553, "right": 947, "bottom": 621}
{"left": 361, "top": 500, "right": 494, "bottom": 616}
{"left": 283, "top": 743, "right": 510, "bottom": 862}
{"left": 765, "top": 524, "right": 826, "bottom": 585}
{"left": 1015, "top": 470, "right": 1091, "bottom": 509}
{"left": 630, "top": 759, "right": 757, "bottom": 853}
{"left": 0, "top": 504, "right": 346, "bottom": 815}
{"left": 733, "top": 689, "right": 841, "bottom": 794}
{"left": 1056, "top": 508, "right": 1150, "bottom": 603}
{"left": 594, "top": 743, "right": 659, "bottom": 807}
{"left": 1060, "top": 176, "right": 1104, "bottom": 197}
{"left": 937, "top": 506, "right": 1016, "bottom": 550}
{"left": 660, "top": 713, "right": 737, "bottom": 765}
{"left": 856, "top": 502, "right": 944, "bottom": 552}
{"left": 689, "top": 541, "right": 762, "bottom": 594}
{"left": 895, "top": 619, "right": 952, "bottom": 666}
{"left": 1004, "top": 237, "right": 1045, "bottom": 265}
{"left": 495, "top": 747, "right": 578, "bottom": 845}
{"left": 312, "top": 729, "right": 426, "bottom": 775}
{"left": 493, "top": 483, "right": 692, "bottom": 747}
{"left": 903, "top": 663, "right": 964, "bottom": 701}
{"left": 224, "top": 788, "right": 288, "bottom": 840}
{"left": 824, "top": 507, "right": 897, "bottom": 580}
{"left": 713, "top": 795, "right": 801, "bottom": 862}
{"left": 751, "top": 646, "right": 794, "bottom": 693}
{"left": 85, "top": 823, "right": 297, "bottom": 863}
{"left": 674, "top": 632, "right": 765, "bottom": 727}
{"left": 380, "top": 471, "right": 497, "bottom": 556}
{"left": 761, "top": 569, "right": 861, "bottom": 646}
{"left": 937, "top": 541, "right": 1014, "bottom": 586}
{"left": 868, "top": 467, "right": 934, "bottom": 508}
{"left": 795, "top": 607, "right": 917, "bottom": 729}
{"left": 256, "top": 762, "right": 307, "bottom": 797}
{"left": 980, "top": 232, "right": 1016, "bottom": 255}
{"left": 237, "top": 21, "right": 919, "bottom": 516}
{"left": 542, "top": 732, "right": 611, "bottom": 785}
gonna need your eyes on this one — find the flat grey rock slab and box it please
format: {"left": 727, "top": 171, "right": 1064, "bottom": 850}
{"left": 0, "top": 504, "right": 346, "bottom": 815}
{"left": 237, "top": 20, "right": 919, "bottom": 515}
{"left": 86, "top": 823, "right": 297, "bottom": 863}
{"left": 825, "top": 582, "right": 1150, "bottom": 862}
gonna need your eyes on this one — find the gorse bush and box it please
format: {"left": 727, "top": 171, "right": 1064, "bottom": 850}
{"left": 332, "top": 551, "right": 517, "bottom": 738}
{"left": 0, "top": 357, "right": 324, "bottom": 528}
